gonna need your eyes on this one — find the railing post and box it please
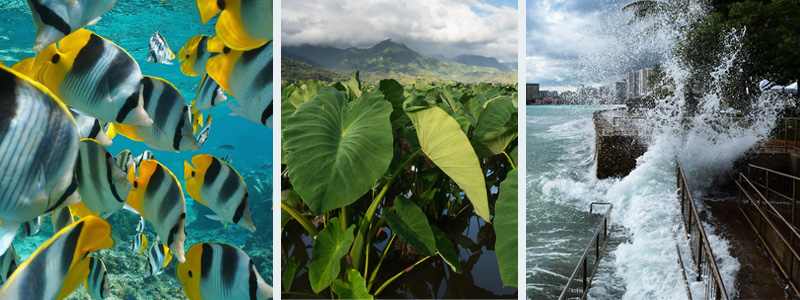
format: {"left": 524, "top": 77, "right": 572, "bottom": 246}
{"left": 583, "top": 258, "right": 587, "bottom": 295}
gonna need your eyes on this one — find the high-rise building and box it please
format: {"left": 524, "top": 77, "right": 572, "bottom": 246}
{"left": 615, "top": 81, "right": 626, "bottom": 101}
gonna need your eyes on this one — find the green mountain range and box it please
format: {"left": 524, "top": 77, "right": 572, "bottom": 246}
{"left": 282, "top": 39, "right": 516, "bottom": 84}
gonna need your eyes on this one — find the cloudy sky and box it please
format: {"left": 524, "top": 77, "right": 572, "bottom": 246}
{"left": 282, "top": 0, "right": 518, "bottom": 63}
{"left": 527, "top": 0, "right": 672, "bottom": 91}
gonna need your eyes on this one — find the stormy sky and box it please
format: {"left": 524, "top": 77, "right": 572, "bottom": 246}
{"left": 527, "top": 0, "right": 671, "bottom": 91}
{"left": 281, "top": 0, "right": 518, "bottom": 63}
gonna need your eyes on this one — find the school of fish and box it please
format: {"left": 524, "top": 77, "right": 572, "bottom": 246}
{"left": 0, "top": 0, "right": 273, "bottom": 299}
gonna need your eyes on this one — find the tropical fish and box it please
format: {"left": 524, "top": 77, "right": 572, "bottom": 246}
{"left": 51, "top": 205, "right": 75, "bottom": 233}
{"left": 136, "top": 216, "right": 146, "bottom": 233}
{"left": 34, "top": 29, "right": 153, "bottom": 127}
{"left": 177, "top": 243, "right": 273, "bottom": 300}
{"left": 10, "top": 57, "right": 41, "bottom": 79}
{"left": 126, "top": 159, "right": 187, "bottom": 262}
{"left": 178, "top": 35, "right": 218, "bottom": 76}
{"left": 69, "top": 108, "right": 115, "bottom": 146}
{"left": 146, "top": 31, "right": 175, "bottom": 64}
{"left": 190, "top": 74, "right": 227, "bottom": 112}
{"left": 144, "top": 241, "right": 172, "bottom": 278}
{"left": 114, "top": 150, "right": 133, "bottom": 174}
{"left": 134, "top": 150, "right": 156, "bottom": 169}
{"left": 0, "top": 244, "right": 20, "bottom": 284}
{"left": 129, "top": 232, "right": 148, "bottom": 255}
{"left": 0, "top": 65, "right": 81, "bottom": 256}
{"left": 83, "top": 256, "right": 110, "bottom": 300}
{"left": 214, "top": 144, "right": 235, "bottom": 151}
{"left": 184, "top": 155, "right": 254, "bottom": 232}
{"left": 112, "top": 76, "right": 210, "bottom": 152}
{"left": 19, "top": 215, "right": 43, "bottom": 238}
{"left": 0, "top": 216, "right": 114, "bottom": 300}
{"left": 26, "top": 0, "right": 118, "bottom": 52}
{"left": 196, "top": 0, "right": 272, "bottom": 50}
{"left": 206, "top": 42, "right": 273, "bottom": 127}
{"left": 220, "top": 155, "right": 233, "bottom": 165}
{"left": 75, "top": 138, "right": 132, "bottom": 216}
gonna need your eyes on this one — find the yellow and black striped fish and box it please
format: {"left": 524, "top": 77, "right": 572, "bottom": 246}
{"left": 0, "top": 216, "right": 114, "bottom": 300}
{"left": 184, "top": 155, "right": 254, "bottom": 232}
{"left": 126, "top": 159, "right": 187, "bottom": 262}
{"left": 75, "top": 138, "right": 132, "bottom": 216}
{"left": 196, "top": 0, "right": 272, "bottom": 51}
{"left": 34, "top": 29, "right": 153, "bottom": 127}
{"left": 206, "top": 42, "right": 272, "bottom": 128}
{"left": 177, "top": 243, "right": 272, "bottom": 300}
{"left": 51, "top": 205, "right": 75, "bottom": 233}
{"left": 113, "top": 76, "right": 210, "bottom": 152}
{"left": 146, "top": 31, "right": 175, "bottom": 65}
{"left": 178, "top": 35, "right": 218, "bottom": 76}
{"left": 190, "top": 74, "right": 227, "bottom": 112}
{"left": 129, "top": 232, "right": 148, "bottom": 255}
{"left": 0, "top": 244, "right": 20, "bottom": 284}
{"left": 83, "top": 256, "right": 109, "bottom": 300}
{"left": 145, "top": 241, "right": 172, "bottom": 278}
{"left": 19, "top": 215, "right": 43, "bottom": 238}
{"left": 114, "top": 150, "right": 133, "bottom": 174}
{"left": 26, "top": 0, "right": 118, "bottom": 52}
{"left": 0, "top": 65, "right": 80, "bottom": 256}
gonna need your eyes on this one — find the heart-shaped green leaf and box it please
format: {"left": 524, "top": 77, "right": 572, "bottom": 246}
{"left": 375, "top": 79, "right": 409, "bottom": 131}
{"left": 432, "top": 226, "right": 462, "bottom": 273}
{"left": 332, "top": 269, "right": 373, "bottom": 299}
{"left": 472, "top": 97, "right": 517, "bottom": 157}
{"left": 287, "top": 79, "right": 323, "bottom": 107}
{"left": 407, "top": 106, "right": 490, "bottom": 221}
{"left": 345, "top": 71, "right": 362, "bottom": 100}
{"left": 309, "top": 217, "right": 355, "bottom": 293}
{"left": 284, "top": 87, "right": 393, "bottom": 215}
{"left": 494, "top": 168, "right": 518, "bottom": 287}
{"left": 383, "top": 196, "right": 435, "bottom": 256}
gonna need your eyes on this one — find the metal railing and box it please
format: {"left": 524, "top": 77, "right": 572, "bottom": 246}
{"left": 676, "top": 160, "right": 729, "bottom": 300}
{"left": 737, "top": 164, "right": 800, "bottom": 296}
{"left": 558, "top": 202, "right": 612, "bottom": 300}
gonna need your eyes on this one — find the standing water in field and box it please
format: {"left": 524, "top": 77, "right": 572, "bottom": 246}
{"left": 526, "top": 0, "right": 790, "bottom": 299}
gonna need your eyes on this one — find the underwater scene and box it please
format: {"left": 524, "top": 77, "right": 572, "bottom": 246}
{"left": 0, "top": 0, "right": 273, "bottom": 299}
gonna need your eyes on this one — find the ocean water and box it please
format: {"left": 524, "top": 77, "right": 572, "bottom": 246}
{"left": 0, "top": 1, "right": 273, "bottom": 299}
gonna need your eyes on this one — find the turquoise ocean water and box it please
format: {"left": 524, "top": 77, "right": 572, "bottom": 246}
{"left": 0, "top": 1, "right": 273, "bottom": 299}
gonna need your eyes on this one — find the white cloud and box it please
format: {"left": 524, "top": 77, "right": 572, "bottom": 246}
{"left": 282, "top": 0, "right": 518, "bottom": 62}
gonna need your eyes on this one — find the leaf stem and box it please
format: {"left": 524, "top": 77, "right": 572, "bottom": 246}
{"left": 367, "top": 234, "right": 396, "bottom": 290}
{"left": 454, "top": 202, "right": 472, "bottom": 219}
{"left": 374, "top": 256, "right": 432, "bottom": 295}
{"left": 350, "top": 149, "right": 421, "bottom": 271}
{"left": 281, "top": 202, "right": 318, "bottom": 237}
{"left": 502, "top": 150, "right": 516, "bottom": 169}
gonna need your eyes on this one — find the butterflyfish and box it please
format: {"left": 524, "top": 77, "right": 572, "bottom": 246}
{"left": 130, "top": 232, "right": 148, "bottom": 255}
{"left": 75, "top": 138, "right": 132, "bottom": 216}
{"left": 206, "top": 41, "right": 272, "bottom": 128}
{"left": 177, "top": 242, "right": 273, "bottom": 300}
{"left": 146, "top": 31, "right": 175, "bottom": 64}
{"left": 144, "top": 241, "right": 172, "bottom": 278}
{"left": 0, "top": 245, "right": 20, "bottom": 284}
{"left": 83, "top": 256, "right": 110, "bottom": 300}
{"left": 26, "top": 0, "right": 118, "bottom": 52}
{"left": 184, "top": 154, "right": 254, "bottom": 232}
{"left": 196, "top": 0, "right": 272, "bottom": 51}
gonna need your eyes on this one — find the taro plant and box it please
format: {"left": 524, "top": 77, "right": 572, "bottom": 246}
{"left": 281, "top": 72, "right": 518, "bottom": 298}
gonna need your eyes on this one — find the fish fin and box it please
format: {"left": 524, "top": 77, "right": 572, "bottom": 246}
{"left": 207, "top": 35, "right": 226, "bottom": 53}
{"left": 216, "top": 12, "right": 268, "bottom": 51}
{"left": 105, "top": 123, "right": 117, "bottom": 140}
{"left": 197, "top": 0, "right": 223, "bottom": 24}
{"left": 86, "top": 16, "right": 102, "bottom": 26}
{"left": 111, "top": 124, "right": 142, "bottom": 143}
{"left": 226, "top": 101, "right": 246, "bottom": 118}
{"left": 215, "top": 86, "right": 228, "bottom": 104}
{"left": 140, "top": 235, "right": 149, "bottom": 254}
{"left": 94, "top": 128, "right": 113, "bottom": 146}
{"left": 58, "top": 259, "right": 91, "bottom": 300}
{"left": 122, "top": 204, "right": 142, "bottom": 218}
{"left": 69, "top": 202, "right": 100, "bottom": 218}
{"left": 162, "top": 244, "right": 173, "bottom": 268}
{"left": 178, "top": 46, "right": 188, "bottom": 63}
{"left": 205, "top": 214, "right": 224, "bottom": 222}
{"left": 0, "top": 221, "right": 20, "bottom": 256}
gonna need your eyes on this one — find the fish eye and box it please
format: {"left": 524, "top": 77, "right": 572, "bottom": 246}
{"left": 133, "top": 181, "right": 138, "bottom": 188}
{"left": 188, "top": 270, "right": 192, "bottom": 278}
{"left": 51, "top": 54, "right": 60, "bottom": 64}
{"left": 223, "top": 47, "right": 230, "bottom": 54}
{"left": 185, "top": 54, "right": 189, "bottom": 59}
{"left": 191, "top": 171, "right": 195, "bottom": 177}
